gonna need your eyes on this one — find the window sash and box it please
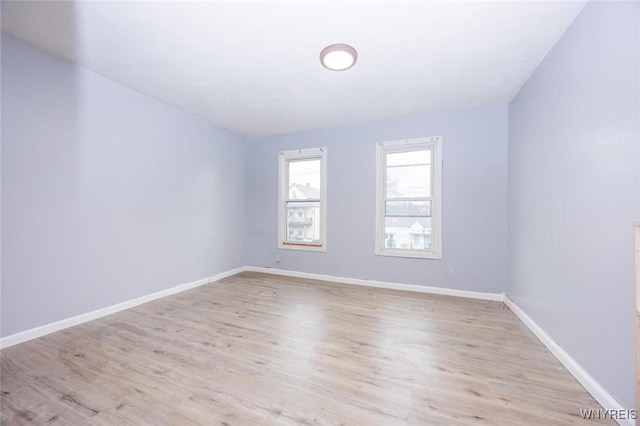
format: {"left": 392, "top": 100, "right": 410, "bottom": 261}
{"left": 284, "top": 203, "right": 322, "bottom": 246}
{"left": 383, "top": 146, "right": 433, "bottom": 200}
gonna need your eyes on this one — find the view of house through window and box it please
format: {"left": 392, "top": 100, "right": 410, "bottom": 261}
{"left": 385, "top": 150, "right": 432, "bottom": 250}
{"left": 278, "top": 148, "right": 327, "bottom": 251}
{"left": 376, "top": 137, "right": 442, "bottom": 259}
{"left": 287, "top": 159, "right": 321, "bottom": 244}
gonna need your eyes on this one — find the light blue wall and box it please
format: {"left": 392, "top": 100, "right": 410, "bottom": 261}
{"left": 246, "top": 106, "right": 509, "bottom": 293}
{"left": 507, "top": 1, "right": 640, "bottom": 409}
{"left": 1, "top": 35, "right": 246, "bottom": 337}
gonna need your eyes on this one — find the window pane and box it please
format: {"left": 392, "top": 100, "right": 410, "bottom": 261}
{"left": 384, "top": 217, "right": 432, "bottom": 250}
{"left": 286, "top": 201, "right": 320, "bottom": 244}
{"left": 386, "top": 164, "right": 431, "bottom": 198}
{"left": 288, "top": 159, "right": 321, "bottom": 199}
{"left": 386, "top": 150, "right": 431, "bottom": 166}
{"left": 385, "top": 201, "right": 431, "bottom": 217}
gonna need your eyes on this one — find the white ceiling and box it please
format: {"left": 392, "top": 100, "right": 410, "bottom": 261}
{"left": 1, "top": 1, "right": 586, "bottom": 137}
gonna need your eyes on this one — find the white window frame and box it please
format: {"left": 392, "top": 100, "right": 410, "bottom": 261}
{"left": 375, "top": 136, "right": 442, "bottom": 259}
{"left": 278, "top": 147, "right": 327, "bottom": 252}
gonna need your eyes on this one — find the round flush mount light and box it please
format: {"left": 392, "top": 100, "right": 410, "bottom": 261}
{"left": 320, "top": 44, "right": 358, "bottom": 71}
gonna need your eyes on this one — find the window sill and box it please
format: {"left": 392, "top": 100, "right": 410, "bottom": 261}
{"left": 375, "top": 249, "right": 442, "bottom": 259}
{"left": 279, "top": 243, "right": 326, "bottom": 252}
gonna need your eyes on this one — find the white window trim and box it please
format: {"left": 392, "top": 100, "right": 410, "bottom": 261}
{"left": 278, "top": 147, "right": 327, "bottom": 252}
{"left": 375, "top": 136, "right": 442, "bottom": 259}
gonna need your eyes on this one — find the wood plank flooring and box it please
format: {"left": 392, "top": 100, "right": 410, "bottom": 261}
{"left": 1, "top": 272, "right": 610, "bottom": 425}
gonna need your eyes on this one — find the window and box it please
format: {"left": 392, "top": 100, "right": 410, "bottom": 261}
{"left": 375, "top": 136, "right": 442, "bottom": 259}
{"left": 278, "top": 147, "right": 327, "bottom": 251}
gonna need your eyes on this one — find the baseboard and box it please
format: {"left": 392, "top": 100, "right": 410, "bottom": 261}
{"left": 212, "top": 266, "right": 246, "bottom": 282}
{"left": 504, "top": 296, "right": 633, "bottom": 426}
{"left": 244, "top": 266, "right": 505, "bottom": 302}
{"left": 0, "top": 266, "right": 245, "bottom": 350}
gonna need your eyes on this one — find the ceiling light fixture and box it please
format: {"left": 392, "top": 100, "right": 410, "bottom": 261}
{"left": 320, "top": 44, "right": 358, "bottom": 71}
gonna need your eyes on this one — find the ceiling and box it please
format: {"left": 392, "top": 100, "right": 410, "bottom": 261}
{"left": 1, "top": 1, "right": 586, "bottom": 137}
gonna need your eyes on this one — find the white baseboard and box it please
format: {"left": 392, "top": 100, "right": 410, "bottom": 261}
{"left": 504, "top": 296, "right": 633, "bottom": 426}
{"left": 0, "top": 266, "right": 245, "bottom": 349}
{"left": 244, "top": 266, "right": 505, "bottom": 302}
{"left": 212, "top": 266, "right": 246, "bottom": 283}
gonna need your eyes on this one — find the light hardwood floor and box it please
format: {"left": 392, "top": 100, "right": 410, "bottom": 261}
{"left": 1, "top": 272, "right": 610, "bottom": 425}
